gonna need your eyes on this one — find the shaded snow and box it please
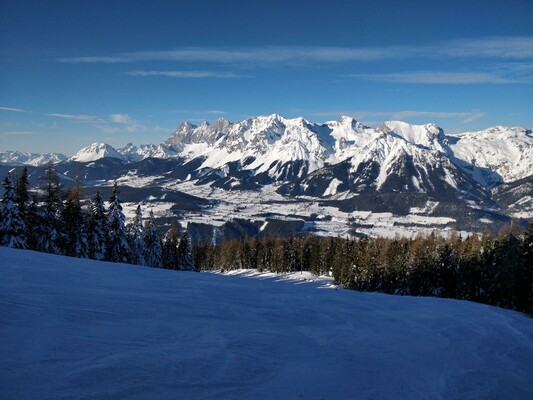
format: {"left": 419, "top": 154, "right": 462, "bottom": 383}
{"left": 1, "top": 248, "right": 532, "bottom": 400}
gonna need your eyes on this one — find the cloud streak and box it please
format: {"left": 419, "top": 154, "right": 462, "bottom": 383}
{"left": 349, "top": 71, "right": 523, "bottom": 84}
{"left": 0, "top": 106, "right": 27, "bottom": 113}
{"left": 45, "top": 113, "right": 102, "bottom": 121}
{"left": 59, "top": 36, "right": 533, "bottom": 65}
{"left": 127, "top": 70, "right": 250, "bottom": 78}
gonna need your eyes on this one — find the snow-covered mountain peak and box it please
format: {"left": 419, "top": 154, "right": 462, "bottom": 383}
{"left": 0, "top": 150, "right": 67, "bottom": 166}
{"left": 445, "top": 125, "right": 533, "bottom": 185}
{"left": 117, "top": 143, "right": 178, "bottom": 162}
{"left": 69, "top": 142, "right": 124, "bottom": 163}
{"left": 377, "top": 120, "right": 445, "bottom": 150}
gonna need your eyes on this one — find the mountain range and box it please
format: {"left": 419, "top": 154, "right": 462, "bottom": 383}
{"left": 1, "top": 115, "right": 532, "bottom": 239}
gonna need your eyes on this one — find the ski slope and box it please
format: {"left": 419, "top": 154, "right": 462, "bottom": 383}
{"left": 1, "top": 247, "right": 532, "bottom": 400}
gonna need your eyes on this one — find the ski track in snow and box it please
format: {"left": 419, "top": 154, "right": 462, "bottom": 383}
{"left": 1, "top": 247, "right": 532, "bottom": 400}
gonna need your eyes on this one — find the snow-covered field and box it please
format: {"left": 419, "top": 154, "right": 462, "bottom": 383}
{"left": 163, "top": 180, "right": 461, "bottom": 238}
{"left": 1, "top": 248, "right": 532, "bottom": 400}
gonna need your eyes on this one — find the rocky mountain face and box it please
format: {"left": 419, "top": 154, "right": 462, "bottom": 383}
{"left": 2, "top": 115, "right": 532, "bottom": 235}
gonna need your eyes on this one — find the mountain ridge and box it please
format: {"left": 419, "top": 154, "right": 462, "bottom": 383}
{"left": 2, "top": 115, "right": 531, "bottom": 235}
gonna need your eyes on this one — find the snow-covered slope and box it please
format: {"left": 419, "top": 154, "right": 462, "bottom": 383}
{"left": 378, "top": 120, "right": 446, "bottom": 151}
{"left": 1, "top": 247, "right": 532, "bottom": 400}
{"left": 445, "top": 126, "right": 533, "bottom": 186}
{"left": 348, "top": 129, "right": 475, "bottom": 194}
{"left": 68, "top": 142, "right": 124, "bottom": 162}
{"left": 0, "top": 150, "right": 66, "bottom": 166}
{"left": 118, "top": 143, "right": 178, "bottom": 162}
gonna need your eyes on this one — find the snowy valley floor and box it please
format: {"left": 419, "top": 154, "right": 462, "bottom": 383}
{"left": 1, "top": 248, "right": 532, "bottom": 400}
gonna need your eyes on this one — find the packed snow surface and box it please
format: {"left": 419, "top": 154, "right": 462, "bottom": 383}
{"left": 1, "top": 247, "right": 532, "bottom": 400}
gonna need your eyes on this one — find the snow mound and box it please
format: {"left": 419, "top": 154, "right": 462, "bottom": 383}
{"left": 1, "top": 247, "right": 532, "bottom": 400}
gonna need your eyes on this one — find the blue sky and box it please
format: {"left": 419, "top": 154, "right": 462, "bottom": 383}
{"left": 1, "top": 0, "right": 532, "bottom": 155}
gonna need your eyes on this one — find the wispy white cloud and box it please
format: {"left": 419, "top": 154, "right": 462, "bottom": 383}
{"left": 460, "top": 113, "right": 486, "bottom": 124}
{"left": 437, "top": 37, "right": 533, "bottom": 59}
{"left": 127, "top": 70, "right": 250, "bottom": 78}
{"left": 349, "top": 71, "right": 522, "bottom": 84}
{"left": 107, "top": 114, "right": 144, "bottom": 132}
{"left": 45, "top": 113, "right": 102, "bottom": 121}
{"left": 109, "top": 114, "right": 135, "bottom": 124}
{"left": 0, "top": 106, "right": 27, "bottom": 112}
{"left": 59, "top": 36, "right": 533, "bottom": 65}
{"left": 310, "top": 110, "right": 486, "bottom": 124}
{"left": 61, "top": 47, "right": 392, "bottom": 64}
{"left": 106, "top": 113, "right": 168, "bottom": 134}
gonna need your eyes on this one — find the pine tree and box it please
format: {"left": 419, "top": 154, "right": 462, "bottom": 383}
{"left": 106, "top": 182, "right": 130, "bottom": 263}
{"left": 62, "top": 186, "right": 89, "bottom": 258}
{"left": 88, "top": 188, "right": 107, "bottom": 260}
{"left": 144, "top": 210, "right": 163, "bottom": 268}
{"left": 36, "top": 161, "right": 64, "bottom": 254}
{"left": 283, "top": 235, "right": 297, "bottom": 272}
{"left": 0, "top": 175, "right": 27, "bottom": 248}
{"left": 25, "top": 196, "right": 40, "bottom": 250}
{"left": 128, "top": 205, "right": 147, "bottom": 266}
{"left": 15, "top": 167, "right": 29, "bottom": 216}
{"left": 162, "top": 220, "right": 179, "bottom": 269}
{"left": 177, "top": 231, "right": 194, "bottom": 271}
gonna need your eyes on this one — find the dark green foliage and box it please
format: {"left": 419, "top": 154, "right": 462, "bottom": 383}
{"left": 177, "top": 231, "right": 193, "bottom": 271}
{"left": 162, "top": 220, "right": 179, "bottom": 269}
{"left": 106, "top": 182, "right": 130, "bottom": 263}
{"left": 0, "top": 175, "right": 27, "bottom": 249}
{"left": 62, "top": 186, "right": 89, "bottom": 258}
{"left": 144, "top": 210, "right": 163, "bottom": 269}
{"left": 193, "top": 224, "right": 533, "bottom": 314}
{"left": 37, "top": 162, "right": 64, "bottom": 254}
{"left": 15, "top": 167, "right": 29, "bottom": 214}
{"left": 88, "top": 188, "right": 107, "bottom": 260}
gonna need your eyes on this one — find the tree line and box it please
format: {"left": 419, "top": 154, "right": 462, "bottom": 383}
{"left": 0, "top": 165, "right": 194, "bottom": 271}
{"left": 194, "top": 225, "right": 533, "bottom": 314}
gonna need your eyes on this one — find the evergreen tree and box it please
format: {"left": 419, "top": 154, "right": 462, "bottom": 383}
{"left": 106, "top": 182, "right": 130, "bottom": 263}
{"left": 88, "top": 188, "right": 107, "bottom": 260}
{"left": 15, "top": 167, "right": 29, "bottom": 216}
{"left": 36, "top": 161, "right": 64, "bottom": 254}
{"left": 283, "top": 235, "right": 297, "bottom": 272}
{"left": 144, "top": 210, "right": 163, "bottom": 268}
{"left": 128, "top": 205, "right": 147, "bottom": 266}
{"left": 177, "top": 231, "right": 194, "bottom": 271}
{"left": 62, "top": 186, "right": 89, "bottom": 258}
{"left": 25, "top": 196, "right": 40, "bottom": 250}
{"left": 523, "top": 221, "right": 533, "bottom": 314}
{"left": 0, "top": 175, "right": 27, "bottom": 248}
{"left": 162, "top": 220, "right": 179, "bottom": 269}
